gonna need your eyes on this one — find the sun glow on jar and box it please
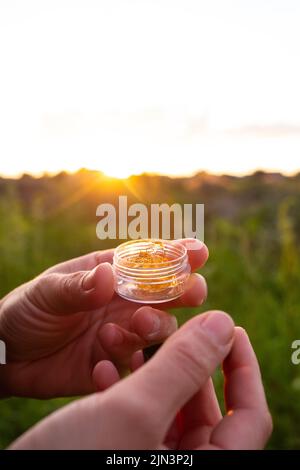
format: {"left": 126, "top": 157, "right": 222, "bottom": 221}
{"left": 113, "top": 239, "right": 191, "bottom": 303}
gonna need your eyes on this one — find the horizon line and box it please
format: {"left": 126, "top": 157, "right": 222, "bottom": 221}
{"left": 1, "top": 167, "right": 300, "bottom": 181}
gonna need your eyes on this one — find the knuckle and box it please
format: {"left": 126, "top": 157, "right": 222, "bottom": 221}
{"left": 61, "top": 274, "right": 73, "bottom": 296}
{"left": 109, "top": 393, "right": 158, "bottom": 435}
{"left": 29, "top": 274, "right": 55, "bottom": 305}
{"left": 61, "top": 272, "right": 81, "bottom": 297}
{"left": 172, "top": 334, "right": 217, "bottom": 387}
{"left": 131, "top": 397, "right": 157, "bottom": 429}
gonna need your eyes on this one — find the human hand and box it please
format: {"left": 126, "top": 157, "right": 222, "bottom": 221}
{"left": 0, "top": 239, "right": 208, "bottom": 398}
{"left": 10, "top": 311, "right": 272, "bottom": 450}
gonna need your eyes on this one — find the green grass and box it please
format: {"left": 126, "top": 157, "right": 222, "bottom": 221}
{"left": 1, "top": 174, "right": 300, "bottom": 449}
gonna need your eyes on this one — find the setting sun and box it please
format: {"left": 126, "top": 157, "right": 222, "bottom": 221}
{"left": 100, "top": 165, "right": 132, "bottom": 180}
{"left": 0, "top": 1, "right": 300, "bottom": 178}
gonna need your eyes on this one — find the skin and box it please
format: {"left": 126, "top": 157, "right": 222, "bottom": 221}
{"left": 10, "top": 312, "right": 273, "bottom": 450}
{"left": 0, "top": 238, "right": 208, "bottom": 398}
{"left": 0, "top": 239, "right": 272, "bottom": 449}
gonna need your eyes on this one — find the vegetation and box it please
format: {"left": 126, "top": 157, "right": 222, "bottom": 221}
{"left": 1, "top": 169, "right": 300, "bottom": 449}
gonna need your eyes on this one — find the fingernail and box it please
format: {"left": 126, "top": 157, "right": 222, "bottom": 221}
{"left": 82, "top": 263, "right": 112, "bottom": 291}
{"left": 141, "top": 309, "right": 161, "bottom": 338}
{"left": 186, "top": 239, "right": 204, "bottom": 251}
{"left": 199, "top": 275, "right": 208, "bottom": 305}
{"left": 185, "top": 273, "right": 207, "bottom": 305}
{"left": 166, "top": 315, "right": 178, "bottom": 335}
{"left": 201, "top": 311, "right": 234, "bottom": 344}
{"left": 82, "top": 267, "right": 97, "bottom": 290}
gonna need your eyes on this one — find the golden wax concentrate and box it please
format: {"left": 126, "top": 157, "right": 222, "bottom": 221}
{"left": 113, "top": 239, "right": 190, "bottom": 303}
{"left": 121, "top": 241, "right": 177, "bottom": 293}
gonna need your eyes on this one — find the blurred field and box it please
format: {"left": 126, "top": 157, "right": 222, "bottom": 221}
{"left": 1, "top": 169, "right": 300, "bottom": 449}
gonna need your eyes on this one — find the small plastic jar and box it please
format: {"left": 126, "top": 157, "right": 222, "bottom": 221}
{"left": 113, "top": 239, "right": 191, "bottom": 303}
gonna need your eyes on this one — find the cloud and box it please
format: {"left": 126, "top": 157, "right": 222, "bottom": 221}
{"left": 226, "top": 123, "right": 300, "bottom": 138}
{"left": 185, "top": 115, "right": 210, "bottom": 137}
{"left": 41, "top": 110, "right": 300, "bottom": 142}
{"left": 40, "top": 109, "right": 168, "bottom": 137}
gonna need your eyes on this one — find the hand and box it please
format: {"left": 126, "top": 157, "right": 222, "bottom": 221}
{"left": 10, "top": 311, "right": 272, "bottom": 450}
{"left": 0, "top": 239, "right": 208, "bottom": 398}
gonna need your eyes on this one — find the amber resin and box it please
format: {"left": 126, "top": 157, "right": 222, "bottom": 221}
{"left": 113, "top": 239, "right": 190, "bottom": 303}
{"left": 121, "top": 241, "right": 178, "bottom": 293}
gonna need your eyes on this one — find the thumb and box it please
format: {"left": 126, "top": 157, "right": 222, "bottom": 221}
{"left": 27, "top": 262, "right": 114, "bottom": 314}
{"left": 106, "top": 310, "right": 234, "bottom": 448}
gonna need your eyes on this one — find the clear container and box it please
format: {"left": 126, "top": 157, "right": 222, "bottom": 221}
{"left": 113, "top": 239, "right": 191, "bottom": 303}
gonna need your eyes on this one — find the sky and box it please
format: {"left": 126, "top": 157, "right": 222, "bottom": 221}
{"left": 0, "top": 0, "right": 300, "bottom": 178}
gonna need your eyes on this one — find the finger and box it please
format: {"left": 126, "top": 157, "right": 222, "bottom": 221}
{"left": 175, "top": 238, "right": 208, "bottom": 271}
{"left": 29, "top": 262, "right": 114, "bottom": 315}
{"left": 159, "top": 273, "right": 207, "bottom": 309}
{"left": 208, "top": 327, "right": 273, "bottom": 450}
{"left": 9, "top": 311, "right": 233, "bottom": 450}
{"left": 44, "top": 249, "right": 114, "bottom": 274}
{"left": 113, "top": 271, "right": 207, "bottom": 310}
{"left": 130, "top": 306, "right": 178, "bottom": 342}
{"left": 98, "top": 305, "right": 178, "bottom": 368}
{"left": 92, "top": 360, "right": 120, "bottom": 391}
{"left": 130, "top": 350, "right": 144, "bottom": 372}
{"left": 179, "top": 379, "right": 222, "bottom": 449}
{"left": 164, "top": 414, "right": 183, "bottom": 450}
{"left": 43, "top": 239, "right": 207, "bottom": 276}
{"left": 105, "top": 311, "right": 234, "bottom": 448}
{"left": 94, "top": 306, "right": 177, "bottom": 370}
{"left": 98, "top": 323, "right": 143, "bottom": 368}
